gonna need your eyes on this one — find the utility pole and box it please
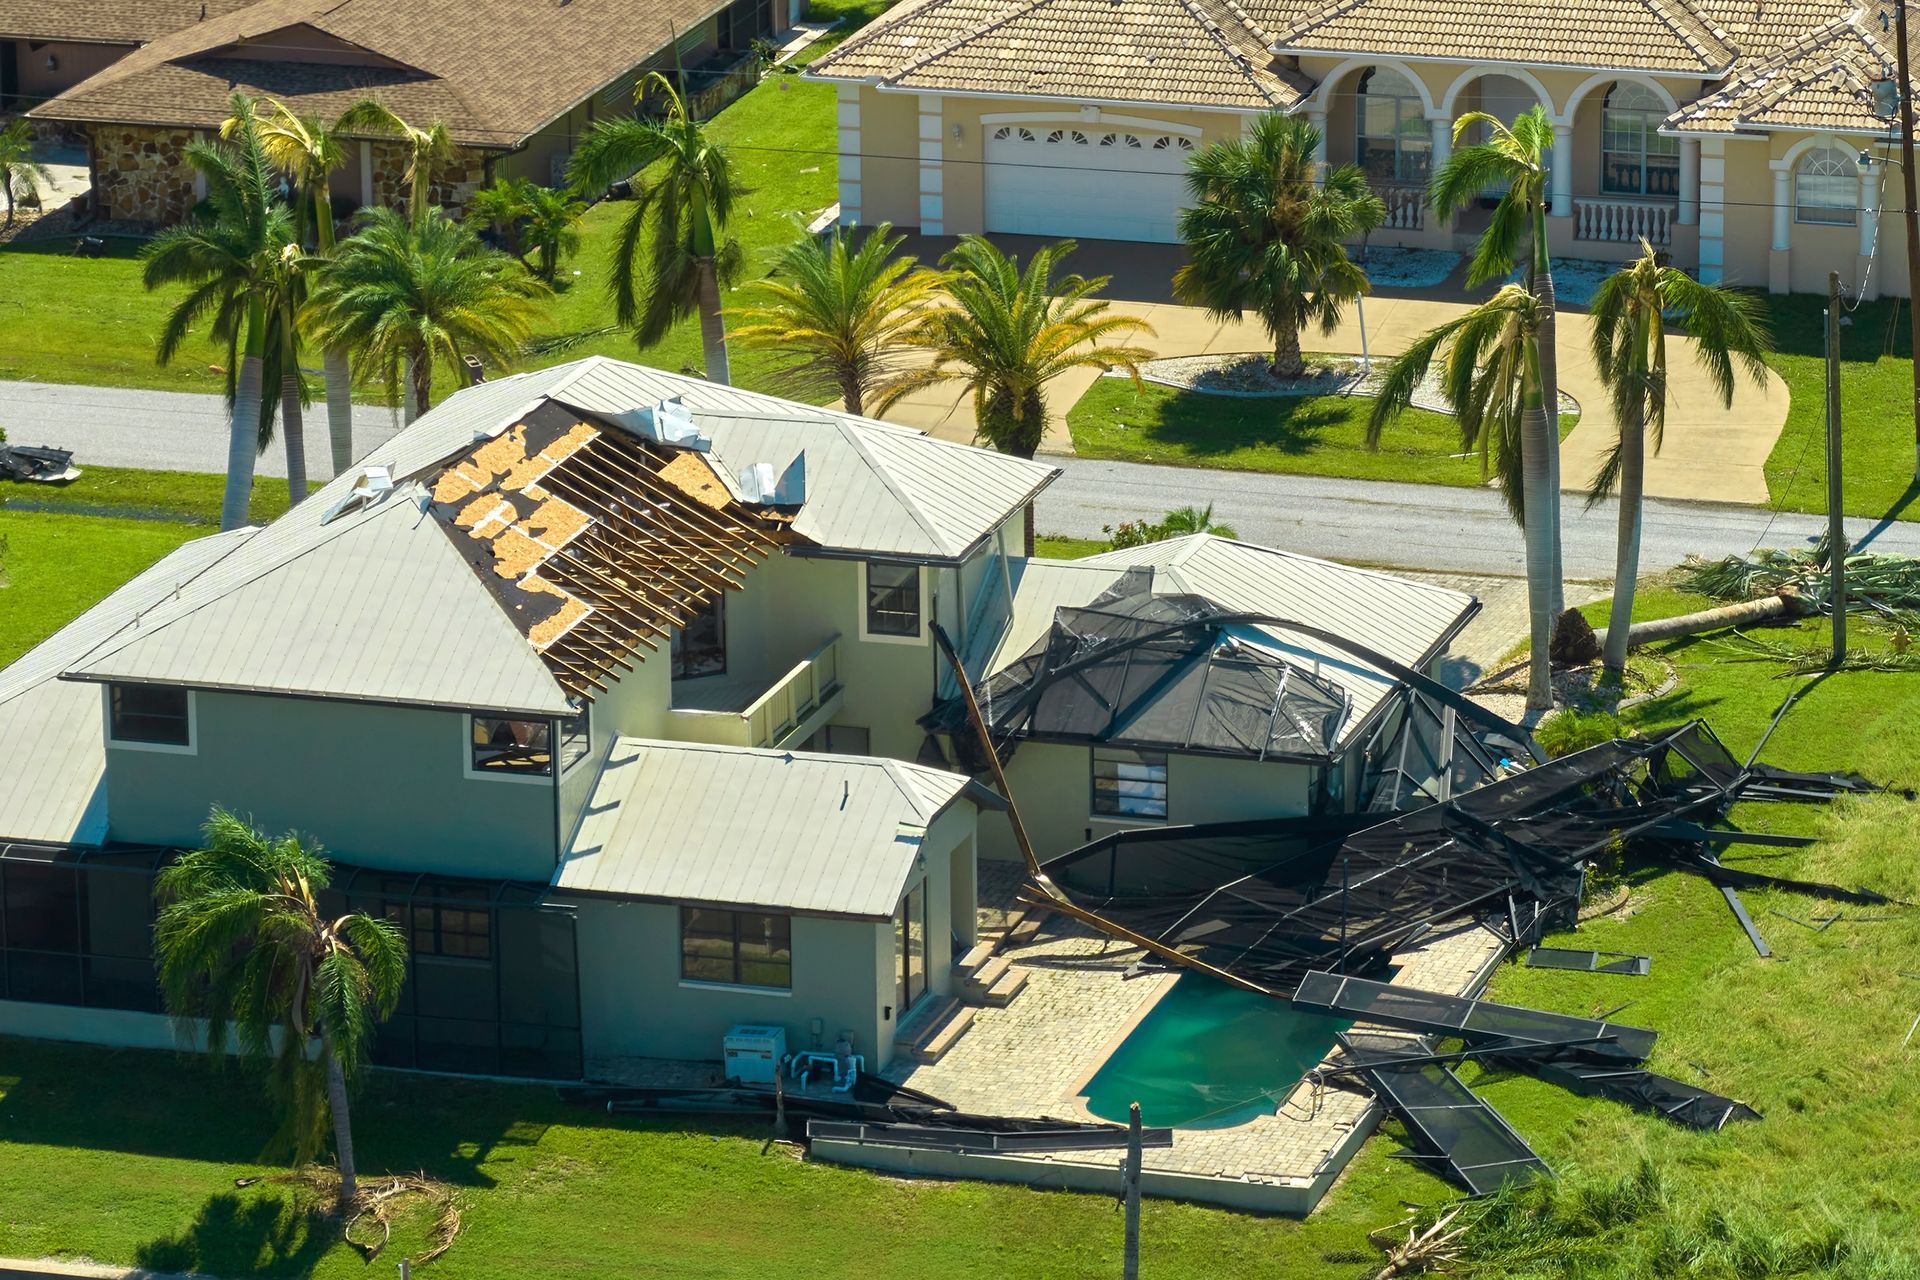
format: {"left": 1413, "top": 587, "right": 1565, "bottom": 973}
{"left": 1894, "top": 0, "right": 1920, "bottom": 477}
{"left": 1122, "top": 1103, "right": 1143, "bottom": 1280}
{"left": 1827, "top": 271, "right": 1849, "bottom": 662}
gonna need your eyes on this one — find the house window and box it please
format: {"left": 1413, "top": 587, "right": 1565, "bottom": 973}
{"left": 1601, "top": 82, "right": 1679, "bottom": 197}
{"left": 395, "top": 886, "right": 494, "bottom": 961}
{"left": 864, "top": 562, "right": 922, "bottom": 638}
{"left": 108, "top": 684, "right": 191, "bottom": 748}
{"left": 671, "top": 595, "right": 726, "bottom": 679}
{"left": 1797, "top": 145, "right": 1859, "bottom": 225}
{"left": 1356, "top": 68, "right": 1430, "bottom": 186}
{"left": 680, "top": 906, "right": 792, "bottom": 989}
{"left": 558, "top": 705, "right": 591, "bottom": 773}
{"left": 471, "top": 716, "right": 553, "bottom": 776}
{"left": 1092, "top": 748, "right": 1169, "bottom": 820}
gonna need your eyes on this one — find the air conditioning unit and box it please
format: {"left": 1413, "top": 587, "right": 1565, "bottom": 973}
{"left": 723, "top": 1024, "right": 787, "bottom": 1086}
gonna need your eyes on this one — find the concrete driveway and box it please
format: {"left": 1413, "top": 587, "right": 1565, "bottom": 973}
{"left": 879, "top": 233, "right": 1790, "bottom": 505}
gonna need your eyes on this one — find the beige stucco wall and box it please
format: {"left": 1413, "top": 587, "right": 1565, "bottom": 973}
{"left": 571, "top": 801, "right": 970, "bottom": 1069}
{"left": 9, "top": 39, "right": 131, "bottom": 110}
{"left": 978, "top": 741, "right": 1317, "bottom": 864}
{"left": 853, "top": 84, "right": 920, "bottom": 227}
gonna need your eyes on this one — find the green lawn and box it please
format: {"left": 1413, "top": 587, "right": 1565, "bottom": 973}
{"left": 1761, "top": 293, "right": 1920, "bottom": 521}
{"left": 1067, "top": 377, "right": 1571, "bottom": 486}
{"left": 2, "top": 467, "right": 290, "bottom": 525}
{"left": 1034, "top": 534, "right": 1109, "bottom": 559}
{"left": 0, "top": 510, "right": 200, "bottom": 665}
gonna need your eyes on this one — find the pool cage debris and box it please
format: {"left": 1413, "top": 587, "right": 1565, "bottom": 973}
{"left": 932, "top": 624, "right": 1903, "bottom": 1198}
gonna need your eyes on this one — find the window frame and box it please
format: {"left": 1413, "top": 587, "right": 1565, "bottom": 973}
{"left": 670, "top": 594, "right": 728, "bottom": 680}
{"left": 1795, "top": 145, "right": 1860, "bottom": 226}
{"left": 1091, "top": 747, "right": 1170, "bottom": 822}
{"left": 678, "top": 905, "right": 794, "bottom": 993}
{"left": 1355, "top": 67, "right": 1431, "bottom": 187}
{"left": 557, "top": 704, "right": 592, "bottom": 775}
{"left": 464, "top": 714, "right": 559, "bottom": 784}
{"left": 103, "top": 684, "right": 196, "bottom": 755}
{"left": 1599, "top": 82, "right": 1680, "bottom": 198}
{"left": 858, "top": 560, "right": 926, "bottom": 644}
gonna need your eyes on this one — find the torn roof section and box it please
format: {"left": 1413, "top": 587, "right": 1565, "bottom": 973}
{"left": 49, "top": 358, "right": 1058, "bottom": 719}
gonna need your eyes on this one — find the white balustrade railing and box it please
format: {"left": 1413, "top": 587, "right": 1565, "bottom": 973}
{"left": 743, "top": 637, "right": 843, "bottom": 749}
{"left": 1380, "top": 185, "right": 1425, "bottom": 231}
{"left": 1573, "top": 196, "right": 1675, "bottom": 246}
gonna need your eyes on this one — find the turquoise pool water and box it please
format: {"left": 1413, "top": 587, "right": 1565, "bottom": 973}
{"left": 1081, "top": 976, "right": 1349, "bottom": 1130}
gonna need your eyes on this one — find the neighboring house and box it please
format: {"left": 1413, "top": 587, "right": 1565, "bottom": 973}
{"left": 0, "top": 356, "right": 1479, "bottom": 1083}
{"left": 808, "top": 0, "right": 1908, "bottom": 296}
{"left": 13, "top": 0, "right": 790, "bottom": 224}
{"left": 0, "top": 0, "right": 255, "bottom": 113}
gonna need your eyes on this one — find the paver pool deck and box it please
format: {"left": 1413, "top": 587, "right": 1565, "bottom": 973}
{"left": 864, "top": 865, "right": 1508, "bottom": 1213}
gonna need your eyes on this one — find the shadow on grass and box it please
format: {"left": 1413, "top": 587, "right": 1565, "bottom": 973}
{"left": 135, "top": 1190, "right": 335, "bottom": 1279}
{"left": 1100, "top": 395, "right": 1352, "bottom": 459}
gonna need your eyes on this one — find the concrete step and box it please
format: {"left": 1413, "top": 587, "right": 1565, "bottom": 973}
{"left": 956, "top": 940, "right": 997, "bottom": 971}
{"left": 895, "top": 996, "right": 975, "bottom": 1065}
{"left": 983, "top": 967, "right": 1027, "bottom": 1007}
{"left": 1004, "top": 906, "right": 1054, "bottom": 947}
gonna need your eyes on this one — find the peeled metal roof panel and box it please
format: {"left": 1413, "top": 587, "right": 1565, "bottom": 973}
{"left": 557, "top": 739, "right": 973, "bottom": 917}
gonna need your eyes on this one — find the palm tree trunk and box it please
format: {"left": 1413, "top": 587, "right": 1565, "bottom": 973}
{"left": 322, "top": 350, "right": 354, "bottom": 477}
{"left": 1271, "top": 313, "right": 1306, "bottom": 379}
{"left": 280, "top": 373, "right": 309, "bottom": 505}
{"left": 1603, "top": 392, "right": 1646, "bottom": 673}
{"left": 320, "top": 1030, "right": 358, "bottom": 1212}
{"left": 842, "top": 370, "right": 865, "bottom": 418}
{"left": 222, "top": 313, "right": 267, "bottom": 531}
{"left": 1531, "top": 211, "right": 1566, "bottom": 620}
{"left": 409, "top": 351, "right": 432, "bottom": 422}
{"left": 696, "top": 260, "right": 731, "bottom": 384}
{"left": 1519, "top": 342, "right": 1556, "bottom": 711}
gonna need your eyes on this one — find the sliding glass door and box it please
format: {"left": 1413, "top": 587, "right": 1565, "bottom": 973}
{"left": 894, "top": 882, "right": 927, "bottom": 1015}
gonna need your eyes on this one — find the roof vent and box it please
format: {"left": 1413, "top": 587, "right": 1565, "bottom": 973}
{"left": 737, "top": 452, "right": 807, "bottom": 506}
{"left": 320, "top": 465, "right": 396, "bottom": 524}
{"left": 617, "top": 395, "right": 711, "bottom": 451}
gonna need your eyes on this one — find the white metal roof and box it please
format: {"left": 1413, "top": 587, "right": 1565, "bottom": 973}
{"left": 65, "top": 485, "right": 576, "bottom": 716}
{"left": 556, "top": 738, "right": 974, "bottom": 918}
{"left": 967, "top": 536, "right": 1477, "bottom": 746}
{"left": 0, "top": 528, "right": 254, "bottom": 844}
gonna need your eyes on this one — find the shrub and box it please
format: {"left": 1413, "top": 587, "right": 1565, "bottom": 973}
{"left": 1536, "top": 708, "right": 1627, "bottom": 759}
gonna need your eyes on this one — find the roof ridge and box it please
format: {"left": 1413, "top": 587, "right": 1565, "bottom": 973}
{"left": 884, "top": 0, "right": 1060, "bottom": 81}
{"left": 1637, "top": 0, "right": 1738, "bottom": 67}
{"left": 808, "top": 0, "right": 965, "bottom": 72}
{"left": 831, "top": 417, "right": 952, "bottom": 553}
{"left": 1278, "top": 0, "right": 1377, "bottom": 43}
{"left": 1172, "top": 0, "right": 1295, "bottom": 102}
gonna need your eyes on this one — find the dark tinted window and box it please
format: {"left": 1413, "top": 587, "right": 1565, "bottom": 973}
{"left": 471, "top": 717, "right": 552, "bottom": 776}
{"left": 680, "top": 906, "right": 792, "bottom": 989}
{"left": 109, "top": 684, "right": 190, "bottom": 746}
{"left": 865, "top": 563, "right": 920, "bottom": 637}
{"left": 671, "top": 596, "right": 726, "bottom": 679}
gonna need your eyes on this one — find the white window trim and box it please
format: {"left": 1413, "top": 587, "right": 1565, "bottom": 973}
{"left": 678, "top": 979, "right": 794, "bottom": 997}
{"left": 462, "top": 713, "right": 558, "bottom": 786}
{"left": 103, "top": 685, "right": 198, "bottom": 756}
{"left": 857, "top": 561, "right": 929, "bottom": 646}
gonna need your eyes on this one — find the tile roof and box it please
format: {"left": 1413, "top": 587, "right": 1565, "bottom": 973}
{"left": 30, "top": 0, "right": 724, "bottom": 148}
{"left": 809, "top": 0, "right": 1310, "bottom": 111}
{"left": 0, "top": 0, "right": 255, "bottom": 44}
{"left": 556, "top": 738, "right": 975, "bottom": 917}
{"left": 1668, "top": 9, "right": 1903, "bottom": 134}
{"left": 1274, "top": 0, "right": 1739, "bottom": 74}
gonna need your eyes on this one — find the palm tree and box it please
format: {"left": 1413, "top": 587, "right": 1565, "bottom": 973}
{"left": 0, "top": 119, "right": 55, "bottom": 228}
{"left": 895, "top": 236, "right": 1153, "bottom": 554}
{"left": 345, "top": 104, "right": 452, "bottom": 227}
{"left": 305, "top": 206, "right": 548, "bottom": 421}
{"left": 1430, "top": 106, "right": 1566, "bottom": 617}
{"left": 520, "top": 183, "right": 586, "bottom": 282}
{"left": 730, "top": 222, "right": 948, "bottom": 416}
{"left": 1588, "top": 243, "right": 1769, "bottom": 672}
{"left": 567, "top": 73, "right": 742, "bottom": 382}
{"left": 154, "top": 808, "right": 406, "bottom": 1212}
{"left": 464, "top": 175, "right": 536, "bottom": 260}
{"left": 143, "top": 93, "right": 299, "bottom": 531}
{"left": 1174, "top": 113, "right": 1385, "bottom": 378}
{"left": 1158, "top": 504, "right": 1237, "bottom": 539}
{"left": 1369, "top": 285, "right": 1558, "bottom": 709}
{"left": 239, "top": 97, "right": 394, "bottom": 477}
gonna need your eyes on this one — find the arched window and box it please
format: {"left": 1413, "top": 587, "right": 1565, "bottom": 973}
{"left": 1601, "top": 82, "right": 1679, "bottom": 196}
{"left": 1796, "top": 145, "right": 1859, "bottom": 225}
{"left": 1357, "top": 68, "right": 1430, "bottom": 186}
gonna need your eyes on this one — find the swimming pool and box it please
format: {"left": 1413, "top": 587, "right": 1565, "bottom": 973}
{"left": 1080, "top": 976, "right": 1348, "bottom": 1130}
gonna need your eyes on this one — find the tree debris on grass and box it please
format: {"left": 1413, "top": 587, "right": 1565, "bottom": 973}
{"left": 233, "top": 1166, "right": 462, "bottom": 1265}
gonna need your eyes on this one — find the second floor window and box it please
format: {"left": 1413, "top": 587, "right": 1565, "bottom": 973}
{"left": 471, "top": 716, "right": 552, "bottom": 777}
{"left": 1356, "top": 68, "right": 1430, "bottom": 186}
{"left": 1797, "top": 145, "right": 1858, "bottom": 225}
{"left": 108, "top": 684, "right": 190, "bottom": 747}
{"left": 672, "top": 595, "right": 726, "bottom": 679}
{"left": 558, "top": 705, "right": 591, "bottom": 773}
{"left": 865, "top": 562, "right": 921, "bottom": 638}
{"left": 681, "top": 906, "right": 792, "bottom": 989}
{"left": 1601, "top": 82, "right": 1679, "bottom": 197}
{"left": 1093, "top": 747, "right": 1169, "bottom": 820}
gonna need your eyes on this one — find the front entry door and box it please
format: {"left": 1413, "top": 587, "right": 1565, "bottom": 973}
{"left": 894, "top": 882, "right": 927, "bottom": 1014}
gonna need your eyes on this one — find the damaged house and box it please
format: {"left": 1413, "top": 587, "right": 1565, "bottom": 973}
{"left": 0, "top": 356, "right": 1488, "bottom": 1086}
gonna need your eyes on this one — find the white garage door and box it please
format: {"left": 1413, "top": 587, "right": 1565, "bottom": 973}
{"left": 983, "top": 124, "right": 1195, "bottom": 244}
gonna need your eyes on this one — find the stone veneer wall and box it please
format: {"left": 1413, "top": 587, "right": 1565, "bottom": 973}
{"left": 89, "top": 125, "right": 201, "bottom": 224}
{"left": 87, "top": 126, "right": 493, "bottom": 227}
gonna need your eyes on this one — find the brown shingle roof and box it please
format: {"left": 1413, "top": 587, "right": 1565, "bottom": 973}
{"left": 1273, "top": 0, "right": 1738, "bottom": 74}
{"left": 1668, "top": 10, "right": 1902, "bottom": 133}
{"left": 809, "top": 0, "right": 1309, "bottom": 110}
{"left": 0, "top": 0, "right": 254, "bottom": 45}
{"left": 31, "top": 0, "right": 726, "bottom": 149}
